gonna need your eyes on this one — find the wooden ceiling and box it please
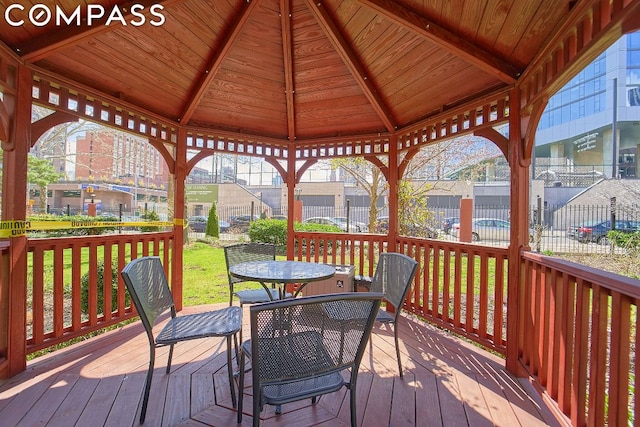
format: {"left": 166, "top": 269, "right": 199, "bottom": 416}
{"left": 0, "top": 0, "right": 632, "bottom": 147}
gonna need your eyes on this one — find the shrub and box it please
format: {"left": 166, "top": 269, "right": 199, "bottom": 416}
{"left": 248, "top": 219, "right": 288, "bottom": 248}
{"left": 292, "top": 222, "right": 341, "bottom": 255}
{"left": 294, "top": 222, "right": 341, "bottom": 233}
{"left": 206, "top": 204, "right": 220, "bottom": 238}
{"left": 608, "top": 230, "right": 640, "bottom": 251}
{"left": 139, "top": 209, "right": 160, "bottom": 232}
{"left": 80, "top": 261, "right": 128, "bottom": 314}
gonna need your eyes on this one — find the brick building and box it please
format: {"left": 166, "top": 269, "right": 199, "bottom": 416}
{"left": 75, "top": 131, "right": 168, "bottom": 187}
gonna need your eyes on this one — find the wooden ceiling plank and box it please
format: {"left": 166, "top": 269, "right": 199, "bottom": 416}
{"left": 356, "top": 0, "right": 520, "bottom": 83}
{"left": 179, "top": 0, "right": 259, "bottom": 124}
{"left": 19, "top": 0, "right": 186, "bottom": 62}
{"left": 280, "top": 0, "right": 297, "bottom": 141}
{"left": 305, "top": 0, "right": 396, "bottom": 132}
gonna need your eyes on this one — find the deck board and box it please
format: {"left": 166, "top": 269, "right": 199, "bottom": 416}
{"left": 0, "top": 304, "right": 561, "bottom": 426}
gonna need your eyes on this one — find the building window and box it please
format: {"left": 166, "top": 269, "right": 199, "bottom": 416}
{"left": 539, "top": 53, "right": 606, "bottom": 129}
{"left": 627, "top": 31, "right": 640, "bottom": 106}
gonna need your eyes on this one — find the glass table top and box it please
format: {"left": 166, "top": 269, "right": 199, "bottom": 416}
{"left": 229, "top": 260, "right": 336, "bottom": 283}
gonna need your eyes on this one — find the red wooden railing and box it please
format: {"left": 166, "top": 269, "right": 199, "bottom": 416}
{"left": 292, "top": 232, "right": 508, "bottom": 354}
{"left": 521, "top": 251, "right": 639, "bottom": 426}
{"left": 13, "top": 229, "right": 640, "bottom": 425}
{"left": 398, "top": 236, "right": 508, "bottom": 354}
{"left": 26, "top": 232, "right": 174, "bottom": 353}
{"left": 292, "top": 231, "right": 388, "bottom": 274}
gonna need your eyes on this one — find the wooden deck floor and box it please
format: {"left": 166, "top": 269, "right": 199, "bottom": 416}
{"left": 0, "top": 304, "right": 559, "bottom": 426}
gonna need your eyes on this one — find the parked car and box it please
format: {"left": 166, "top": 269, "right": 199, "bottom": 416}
{"left": 451, "top": 218, "right": 511, "bottom": 242}
{"left": 271, "top": 215, "right": 287, "bottom": 221}
{"left": 565, "top": 223, "right": 581, "bottom": 240}
{"left": 302, "top": 217, "right": 358, "bottom": 232}
{"left": 575, "top": 219, "right": 640, "bottom": 244}
{"left": 218, "top": 220, "right": 231, "bottom": 233}
{"left": 188, "top": 216, "right": 207, "bottom": 232}
{"left": 228, "top": 215, "right": 259, "bottom": 233}
{"left": 188, "top": 216, "right": 230, "bottom": 233}
{"left": 332, "top": 216, "right": 366, "bottom": 232}
{"left": 375, "top": 216, "right": 438, "bottom": 238}
{"left": 441, "top": 217, "right": 460, "bottom": 234}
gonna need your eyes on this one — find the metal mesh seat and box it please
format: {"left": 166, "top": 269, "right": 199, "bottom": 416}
{"left": 237, "top": 292, "right": 382, "bottom": 427}
{"left": 224, "top": 242, "right": 290, "bottom": 305}
{"left": 370, "top": 252, "right": 419, "bottom": 377}
{"left": 121, "top": 256, "right": 242, "bottom": 424}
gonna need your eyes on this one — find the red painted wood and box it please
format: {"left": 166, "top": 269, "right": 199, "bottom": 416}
{"left": 588, "top": 284, "right": 608, "bottom": 427}
{"left": 24, "top": 233, "right": 173, "bottom": 353}
{"left": 609, "top": 293, "right": 631, "bottom": 427}
{"left": 32, "top": 247, "right": 44, "bottom": 345}
{"left": 521, "top": 252, "right": 640, "bottom": 425}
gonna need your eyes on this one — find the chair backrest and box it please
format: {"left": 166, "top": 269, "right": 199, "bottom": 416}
{"left": 370, "top": 252, "right": 418, "bottom": 314}
{"left": 121, "top": 257, "right": 175, "bottom": 334}
{"left": 224, "top": 242, "right": 276, "bottom": 285}
{"left": 250, "top": 293, "right": 382, "bottom": 384}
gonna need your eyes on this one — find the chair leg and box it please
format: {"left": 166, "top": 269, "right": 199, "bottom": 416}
{"left": 252, "top": 373, "right": 261, "bottom": 427}
{"left": 237, "top": 351, "right": 245, "bottom": 424}
{"left": 227, "top": 336, "right": 237, "bottom": 408}
{"left": 166, "top": 343, "right": 175, "bottom": 374}
{"left": 140, "top": 346, "right": 156, "bottom": 424}
{"left": 394, "top": 324, "right": 403, "bottom": 378}
{"left": 349, "top": 380, "right": 358, "bottom": 427}
{"left": 233, "top": 332, "right": 239, "bottom": 363}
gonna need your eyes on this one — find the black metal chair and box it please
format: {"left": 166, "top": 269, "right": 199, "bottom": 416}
{"left": 370, "top": 252, "right": 419, "bottom": 378}
{"left": 237, "top": 292, "right": 382, "bottom": 427}
{"left": 224, "top": 242, "right": 290, "bottom": 305}
{"left": 121, "top": 256, "right": 242, "bottom": 424}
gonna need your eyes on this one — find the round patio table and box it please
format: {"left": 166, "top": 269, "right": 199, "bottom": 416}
{"left": 229, "top": 260, "right": 336, "bottom": 300}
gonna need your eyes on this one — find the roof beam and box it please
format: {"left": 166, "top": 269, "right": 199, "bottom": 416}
{"left": 180, "top": 0, "right": 258, "bottom": 124}
{"left": 280, "top": 0, "right": 297, "bottom": 141}
{"left": 357, "top": 0, "right": 520, "bottom": 84}
{"left": 306, "top": 0, "right": 396, "bottom": 133}
{"left": 18, "top": 0, "right": 183, "bottom": 62}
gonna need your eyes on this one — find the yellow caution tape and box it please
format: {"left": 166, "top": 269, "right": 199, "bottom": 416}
{"left": 0, "top": 219, "right": 179, "bottom": 238}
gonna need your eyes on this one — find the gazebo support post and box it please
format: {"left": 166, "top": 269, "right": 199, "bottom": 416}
{"left": 286, "top": 152, "right": 296, "bottom": 260}
{"left": 387, "top": 135, "right": 399, "bottom": 249}
{"left": 172, "top": 126, "right": 187, "bottom": 311}
{"left": 505, "top": 86, "right": 543, "bottom": 376}
{"left": 0, "top": 65, "right": 32, "bottom": 377}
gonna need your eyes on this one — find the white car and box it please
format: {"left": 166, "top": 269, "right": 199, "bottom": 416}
{"left": 451, "top": 218, "right": 511, "bottom": 242}
{"left": 332, "top": 217, "right": 366, "bottom": 232}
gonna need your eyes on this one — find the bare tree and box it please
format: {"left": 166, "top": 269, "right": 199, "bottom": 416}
{"left": 332, "top": 134, "right": 504, "bottom": 233}
{"left": 330, "top": 157, "right": 385, "bottom": 232}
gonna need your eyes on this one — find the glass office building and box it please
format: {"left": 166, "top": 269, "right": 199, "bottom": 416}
{"left": 534, "top": 31, "right": 640, "bottom": 182}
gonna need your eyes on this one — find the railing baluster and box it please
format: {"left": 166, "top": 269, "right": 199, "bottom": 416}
{"left": 442, "top": 248, "right": 451, "bottom": 324}
{"left": 588, "top": 284, "right": 608, "bottom": 426}
{"left": 609, "top": 292, "right": 631, "bottom": 427}
{"left": 103, "top": 243, "right": 113, "bottom": 322}
{"left": 53, "top": 247, "right": 65, "bottom": 337}
{"left": 31, "top": 247, "right": 45, "bottom": 346}
{"left": 26, "top": 232, "right": 173, "bottom": 354}
{"left": 88, "top": 242, "right": 98, "bottom": 326}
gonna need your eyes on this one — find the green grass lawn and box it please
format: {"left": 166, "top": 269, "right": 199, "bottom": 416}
{"left": 182, "top": 241, "right": 287, "bottom": 306}
{"left": 182, "top": 242, "right": 230, "bottom": 306}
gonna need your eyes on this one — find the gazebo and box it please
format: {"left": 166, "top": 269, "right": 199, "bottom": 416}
{"left": 1, "top": 1, "right": 639, "bottom": 425}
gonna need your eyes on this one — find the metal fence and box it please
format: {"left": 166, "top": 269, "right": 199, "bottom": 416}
{"left": 196, "top": 202, "right": 640, "bottom": 255}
